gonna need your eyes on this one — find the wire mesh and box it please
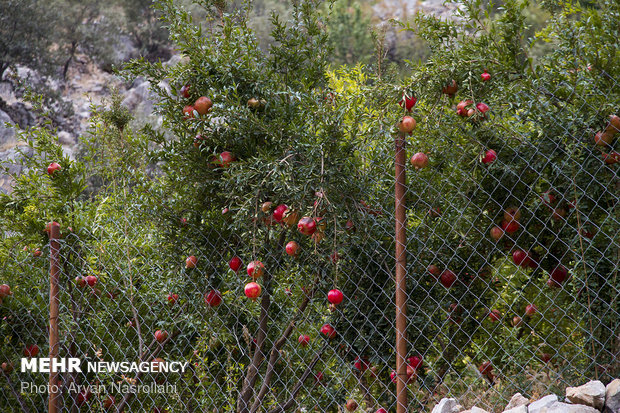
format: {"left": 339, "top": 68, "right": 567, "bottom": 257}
{"left": 0, "top": 3, "right": 619, "bottom": 413}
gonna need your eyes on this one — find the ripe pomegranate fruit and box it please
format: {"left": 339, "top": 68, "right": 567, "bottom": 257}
{"left": 481, "top": 70, "right": 491, "bottom": 81}
{"left": 407, "top": 355, "right": 423, "bottom": 369}
{"left": 512, "top": 316, "right": 522, "bottom": 327}
{"left": 594, "top": 131, "right": 613, "bottom": 146}
{"left": 194, "top": 96, "right": 213, "bottom": 115}
{"left": 525, "top": 304, "right": 537, "bottom": 316}
{"left": 247, "top": 261, "right": 265, "bottom": 279}
{"left": 442, "top": 79, "right": 458, "bottom": 96}
{"left": 23, "top": 344, "right": 39, "bottom": 358}
{"left": 427, "top": 265, "right": 440, "bottom": 277}
{"left": 541, "top": 353, "right": 552, "bottom": 363}
{"left": 297, "top": 217, "right": 317, "bottom": 236}
{"left": 345, "top": 220, "right": 355, "bottom": 232}
{"left": 501, "top": 219, "right": 520, "bottom": 234}
{"left": 103, "top": 395, "right": 116, "bottom": 409}
{"left": 481, "top": 149, "right": 497, "bottom": 164}
{"left": 478, "top": 361, "right": 493, "bottom": 376}
{"left": 272, "top": 204, "right": 288, "bottom": 222}
{"left": 456, "top": 99, "right": 473, "bottom": 117}
{"left": 550, "top": 265, "right": 569, "bottom": 284}
{"left": 376, "top": 409, "right": 388, "bottom": 413}
{"left": 76, "top": 389, "right": 92, "bottom": 407}
{"left": 229, "top": 256, "right": 242, "bottom": 272}
{"left": 47, "top": 162, "right": 61, "bottom": 176}
{"left": 390, "top": 370, "right": 397, "bottom": 383}
{"left": 398, "top": 116, "right": 417, "bottom": 133}
{"left": 320, "top": 323, "right": 337, "bottom": 339}
{"left": 0, "top": 284, "right": 11, "bottom": 298}
{"left": 439, "top": 270, "right": 457, "bottom": 288}
{"left": 244, "top": 282, "right": 262, "bottom": 301}
{"left": 605, "top": 114, "right": 620, "bottom": 135}
{"left": 282, "top": 209, "right": 299, "bottom": 227}
{"left": 85, "top": 275, "right": 98, "bottom": 287}
{"left": 345, "top": 399, "right": 358, "bottom": 411}
{"left": 154, "top": 330, "right": 168, "bottom": 343}
{"left": 503, "top": 207, "right": 521, "bottom": 222}
{"left": 285, "top": 241, "right": 299, "bottom": 256}
{"left": 183, "top": 105, "right": 195, "bottom": 119}
{"left": 512, "top": 250, "right": 530, "bottom": 267}
{"left": 327, "top": 289, "right": 344, "bottom": 305}
{"left": 488, "top": 309, "right": 502, "bottom": 322}
{"left": 489, "top": 226, "right": 504, "bottom": 241}
{"left": 32, "top": 248, "right": 42, "bottom": 257}
{"left": 185, "top": 255, "right": 197, "bottom": 269}
{"left": 167, "top": 293, "right": 179, "bottom": 305}
{"left": 204, "top": 290, "right": 222, "bottom": 307}
{"left": 261, "top": 201, "right": 272, "bottom": 213}
{"left": 476, "top": 102, "right": 490, "bottom": 114}
{"left": 602, "top": 152, "right": 620, "bottom": 164}
{"left": 354, "top": 356, "right": 369, "bottom": 371}
{"left": 1, "top": 362, "right": 13, "bottom": 374}
{"left": 298, "top": 334, "right": 310, "bottom": 347}
{"left": 218, "top": 151, "right": 235, "bottom": 167}
{"left": 410, "top": 152, "right": 429, "bottom": 169}
{"left": 75, "top": 277, "right": 86, "bottom": 288}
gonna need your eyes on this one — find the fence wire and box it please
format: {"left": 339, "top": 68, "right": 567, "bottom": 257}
{"left": 1, "top": 40, "right": 619, "bottom": 413}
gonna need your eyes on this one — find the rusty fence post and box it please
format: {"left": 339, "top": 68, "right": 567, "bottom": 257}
{"left": 395, "top": 131, "right": 408, "bottom": 412}
{"left": 49, "top": 222, "right": 61, "bottom": 413}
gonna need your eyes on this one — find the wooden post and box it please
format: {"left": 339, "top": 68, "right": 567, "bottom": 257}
{"left": 48, "top": 222, "right": 61, "bottom": 413}
{"left": 395, "top": 131, "right": 408, "bottom": 412}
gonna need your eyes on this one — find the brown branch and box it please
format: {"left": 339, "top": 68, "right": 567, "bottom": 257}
{"left": 249, "top": 274, "right": 320, "bottom": 413}
{"left": 266, "top": 342, "right": 328, "bottom": 413}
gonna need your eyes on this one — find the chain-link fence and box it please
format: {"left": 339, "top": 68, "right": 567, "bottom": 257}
{"left": 1, "top": 0, "right": 619, "bottom": 412}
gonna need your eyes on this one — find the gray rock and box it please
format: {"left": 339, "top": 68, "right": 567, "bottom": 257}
{"left": 502, "top": 406, "right": 527, "bottom": 413}
{"left": 541, "top": 401, "right": 600, "bottom": 413}
{"left": 122, "top": 81, "right": 152, "bottom": 111}
{"left": 604, "top": 379, "right": 620, "bottom": 413}
{"left": 0, "top": 109, "right": 16, "bottom": 145}
{"left": 460, "top": 408, "right": 489, "bottom": 413}
{"left": 431, "top": 398, "right": 463, "bottom": 413}
{"left": 529, "top": 395, "right": 559, "bottom": 413}
{"left": 505, "top": 393, "right": 529, "bottom": 410}
{"left": 57, "top": 131, "right": 76, "bottom": 145}
{"left": 566, "top": 380, "right": 606, "bottom": 410}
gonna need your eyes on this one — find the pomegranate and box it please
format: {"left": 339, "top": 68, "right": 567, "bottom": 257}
{"left": 488, "top": 309, "right": 502, "bottom": 322}
{"left": 512, "top": 316, "right": 522, "bottom": 327}
{"left": 327, "top": 289, "right": 344, "bottom": 305}
{"left": 605, "top": 114, "right": 620, "bottom": 135}
{"left": 218, "top": 151, "right": 235, "bottom": 167}
{"left": 427, "top": 265, "right": 440, "bottom": 277}
{"left": 481, "top": 70, "right": 491, "bottom": 81}
{"left": 298, "top": 334, "right": 310, "bottom": 346}
{"left": 410, "top": 152, "right": 429, "bottom": 169}
{"left": 354, "top": 356, "right": 369, "bottom": 371}
{"left": 456, "top": 99, "right": 473, "bottom": 116}
{"left": 345, "top": 399, "right": 358, "bottom": 411}
{"left": 272, "top": 204, "right": 288, "bottom": 222}
{"left": 541, "top": 353, "right": 552, "bottom": 363}
{"left": 204, "top": 290, "right": 222, "bottom": 307}
{"left": 229, "top": 256, "right": 242, "bottom": 272}
{"left": 285, "top": 241, "right": 299, "bottom": 256}
{"left": 0, "top": 284, "right": 11, "bottom": 298}
{"left": 512, "top": 250, "right": 530, "bottom": 267}
{"left": 439, "top": 270, "right": 457, "bottom": 288}
{"left": 167, "top": 294, "right": 179, "bottom": 304}
{"left": 23, "top": 344, "right": 39, "bottom": 358}
{"left": 407, "top": 355, "right": 423, "bottom": 369}
{"left": 320, "top": 323, "right": 337, "bottom": 339}
{"left": 185, "top": 255, "right": 197, "bottom": 269}
{"left": 183, "top": 105, "right": 195, "bottom": 119}
{"left": 442, "top": 79, "right": 458, "bottom": 96}
{"left": 297, "top": 217, "right": 317, "bottom": 236}
{"left": 154, "top": 330, "right": 168, "bottom": 343}
{"left": 247, "top": 261, "right": 265, "bottom": 279}
{"left": 594, "top": 131, "right": 613, "bottom": 146}
{"left": 261, "top": 201, "right": 272, "bottom": 213}
{"left": 525, "top": 304, "right": 537, "bottom": 316}
{"left": 194, "top": 96, "right": 213, "bottom": 115}
{"left": 75, "top": 277, "right": 86, "bottom": 288}
{"left": 476, "top": 102, "right": 490, "bottom": 114}
{"left": 282, "top": 209, "right": 299, "bottom": 227}
{"left": 398, "top": 116, "right": 417, "bottom": 133}
{"left": 180, "top": 84, "right": 190, "bottom": 98}
{"left": 244, "top": 282, "right": 262, "bottom": 301}
{"left": 503, "top": 207, "right": 521, "bottom": 222}
{"left": 541, "top": 191, "right": 556, "bottom": 205}
{"left": 489, "top": 226, "right": 504, "bottom": 241}
{"left": 481, "top": 149, "right": 497, "bottom": 164}
{"left": 501, "top": 220, "right": 520, "bottom": 234}
{"left": 47, "top": 162, "right": 61, "bottom": 176}
{"left": 85, "top": 275, "right": 98, "bottom": 287}
{"left": 550, "top": 265, "right": 569, "bottom": 284}
{"left": 478, "top": 361, "right": 493, "bottom": 376}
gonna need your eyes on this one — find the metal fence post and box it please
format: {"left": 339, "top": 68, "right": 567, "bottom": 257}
{"left": 48, "top": 222, "right": 61, "bottom": 413}
{"left": 395, "top": 130, "right": 408, "bottom": 412}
